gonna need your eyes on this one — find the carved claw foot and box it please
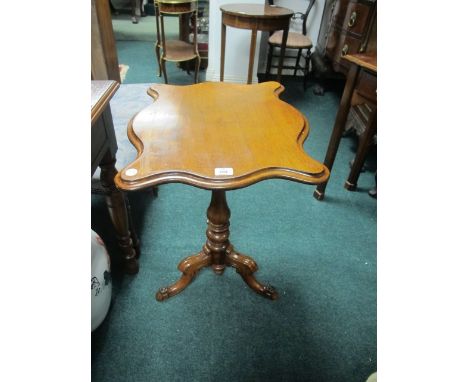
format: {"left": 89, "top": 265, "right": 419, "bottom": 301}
{"left": 260, "top": 284, "right": 278, "bottom": 300}
{"left": 227, "top": 250, "right": 279, "bottom": 300}
{"left": 156, "top": 251, "right": 211, "bottom": 301}
{"left": 156, "top": 286, "right": 170, "bottom": 301}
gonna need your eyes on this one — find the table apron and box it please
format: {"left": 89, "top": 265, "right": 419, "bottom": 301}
{"left": 158, "top": 2, "right": 197, "bottom": 14}
{"left": 91, "top": 107, "right": 117, "bottom": 175}
{"left": 222, "top": 13, "right": 290, "bottom": 31}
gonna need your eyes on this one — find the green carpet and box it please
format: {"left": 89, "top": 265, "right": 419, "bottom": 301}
{"left": 92, "top": 20, "right": 376, "bottom": 382}
{"left": 112, "top": 13, "right": 179, "bottom": 42}
{"left": 113, "top": 10, "right": 203, "bottom": 85}
{"left": 116, "top": 40, "right": 206, "bottom": 84}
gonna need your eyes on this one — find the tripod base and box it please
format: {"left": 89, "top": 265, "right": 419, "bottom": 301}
{"left": 156, "top": 191, "right": 278, "bottom": 302}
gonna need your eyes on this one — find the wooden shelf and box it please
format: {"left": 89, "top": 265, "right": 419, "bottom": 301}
{"left": 163, "top": 40, "right": 198, "bottom": 62}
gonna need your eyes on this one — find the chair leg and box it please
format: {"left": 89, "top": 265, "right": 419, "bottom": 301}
{"left": 368, "top": 173, "right": 377, "bottom": 198}
{"left": 155, "top": 43, "right": 161, "bottom": 77}
{"left": 266, "top": 44, "right": 273, "bottom": 78}
{"left": 131, "top": 0, "right": 138, "bottom": 23}
{"left": 194, "top": 55, "right": 201, "bottom": 83}
{"left": 303, "top": 48, "right": 311, "bottom": 91}
{"left": 294, "top": 49, "right": 302, "bottom": 77}
{"left": 161, "top": 58, "right": 168, "bottom": 84}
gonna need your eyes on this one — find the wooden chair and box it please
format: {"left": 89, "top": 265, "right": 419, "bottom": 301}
{"left": 155, "top": 0, "right": 201, "bottom": 84}
{"left": 266, "top": 0, "right": 317, "bottom": 90}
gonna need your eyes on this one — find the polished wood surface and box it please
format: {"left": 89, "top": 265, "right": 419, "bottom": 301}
{"left": 157, "top": 0, "right": 197, "bottom": 14}
{"left": 115, "top": 81, "right": 329, "bottom": 301}
{"left": 161, "top": 40, "right": 198, "bottom": 61}
{"left": 344, "top": 52, "right": 376, "bottom": 72}
{"left": 312, "top": 0, "right": 376, "bottom": 96}
{"left": 92, "top": 80, "right": 139, "bottom": 274}
{"left": 324, "top": 0, "right": 377, "bottom": 75}
{"left": 314, "top": 53, "right": 376, "bottom": 200}
{"left": 219, "top": 3, "right": 293, "bottom": 84}
{"left": 115, "top": 81, "right": 329, "bottom": 192}
{"left": 220, "top": 3, "right": 293, "bottom": 18}
{"left": 91, "top": 80, "right": 119, "bottom": 125}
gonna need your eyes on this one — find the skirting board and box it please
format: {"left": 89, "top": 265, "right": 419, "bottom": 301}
{"left": 206, "top": 68, "right": 307, "bottom": 83}
{"left": 205, "top": 69, "right": 259, "bottom": 84}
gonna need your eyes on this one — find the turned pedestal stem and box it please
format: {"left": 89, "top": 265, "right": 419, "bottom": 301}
{"left": 204, "top": 190, "right": 230, "bottom": 275}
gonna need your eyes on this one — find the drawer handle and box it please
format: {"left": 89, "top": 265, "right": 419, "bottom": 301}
{"left": 348, "top": 11, "right": 357, "bottom": 27}
{"left": 341, "top": 44, "right": 349, "bottom": 57}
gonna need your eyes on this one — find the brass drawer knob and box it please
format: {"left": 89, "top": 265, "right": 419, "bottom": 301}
{"left": 348, "top": 11, "right": 357, "bottom": 27}
{"left": 341, "top": 44, "right": 349, "bottom": 57}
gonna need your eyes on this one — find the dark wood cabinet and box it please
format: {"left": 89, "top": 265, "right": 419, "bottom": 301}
{"left": 91, "top": 0, "right": 120, "bottom": 82}
{"left": 318, "top": 0, "right": 376, "bottom": 76}
{"left": 314, "top": 0, "right": 377, "bottom": 140}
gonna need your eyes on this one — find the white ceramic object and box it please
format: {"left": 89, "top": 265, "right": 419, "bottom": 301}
{"left": 91, "top": 230, "right": 112, "bottom": 331}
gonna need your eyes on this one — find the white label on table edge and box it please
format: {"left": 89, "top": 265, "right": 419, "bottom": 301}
{"left": 125, "top": 168, "right": 138, "bottom": 176}
{"left": 215, "top": 167, "right": 234, "bottom": 176}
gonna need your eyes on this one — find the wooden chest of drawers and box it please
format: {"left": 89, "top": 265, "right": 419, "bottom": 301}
{"left": 321, "top": 0, "right": 376, "bottom": 75}
{"left": 314, "top": 1, "right": 377, "bottom": 152}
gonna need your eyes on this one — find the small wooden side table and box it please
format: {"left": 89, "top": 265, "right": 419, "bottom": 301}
{"left": 220, "top": 3, "right": 293, "bottom": 84}
{"left": 314, "top": 53, "right": 377, "bottom": 201}
{"left": 91, "top": 80, "right": 139, "bottom": 274}
{"left": 115, "top": 81, "right": 329, "bottom": 301}
{"left": 156, "top": 0, "right": 201, "bottom": 84}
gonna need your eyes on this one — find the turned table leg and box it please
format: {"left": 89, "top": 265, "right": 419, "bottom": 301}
{"left": 345, "top": 109, "right": 377, "bottom": 191}
{"left": 247, "top": 27, "right": 258, "bottom": 84}
{"left": 314, "top": 64, "right": 361, "bottom": 201}
{"left": 99, "top": 151, "right": 139, "bottom": 274}
{"left": 220, "top": 21, "right": 226, "bottom": 82}
{"left": 277, "top": 26, "right": 289, "bottom": 83}
{"left": 156, "top": 190, "right": 277, "bottom": 301}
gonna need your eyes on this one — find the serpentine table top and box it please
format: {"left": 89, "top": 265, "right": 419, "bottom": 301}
{"left": 115, "top": 81, "right": 329, "bottom": 192}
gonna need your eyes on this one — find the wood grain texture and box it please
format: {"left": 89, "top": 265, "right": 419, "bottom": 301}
{"left": 115, "top": 81, "right": 329, "bottom": 191}
{"left": 220, "top": 4, "right": 293, "bottom": 18}
{"left": 219, "top": 4, "right": 292, "bottom": 84}
{"left": 160, "top": 40, "right": 198, "bottom": 61}
{"left": 221, "top": 12, "right": 290, "bottom": 31}
{"left": 343, "top": 52, "right": 376, "bottom": 73}
{"left": 91, "top": 80, "right": 120, "bottom": 125}
{"left": 157, "top": 0, "right": 197, "bottom": 14}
